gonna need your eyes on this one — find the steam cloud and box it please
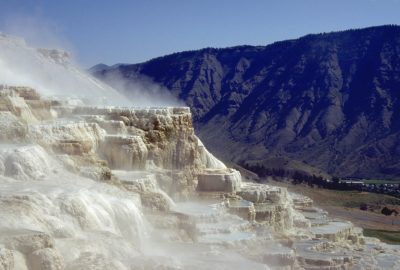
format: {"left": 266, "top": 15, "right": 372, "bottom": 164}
{"left": 0, "top": 14, "right": 184, "bottom": 108}
{"left": 98, "top": 69, "right": 184, "bottom": 107}
{"left": 0, "top": 33, "right": 131, "bottom": 106}
{"left": 1, "top": 14, "right": 74, "bottom": 56}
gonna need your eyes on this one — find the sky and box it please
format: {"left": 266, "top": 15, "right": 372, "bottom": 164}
{"left": 1, "top": 0, "right": 400, "bottom": 68}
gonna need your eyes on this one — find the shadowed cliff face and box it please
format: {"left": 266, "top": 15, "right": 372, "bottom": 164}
{"left": 93, "top": 25, "right": 400, "bottom": 179}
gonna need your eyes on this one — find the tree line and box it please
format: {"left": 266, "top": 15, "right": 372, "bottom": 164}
{"left": 240, "top": 163, "right": 396, "bottom": 192}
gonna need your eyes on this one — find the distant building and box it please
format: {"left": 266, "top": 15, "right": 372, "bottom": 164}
{"left": 340, "top": 180, "right": 364, "bottom": 185}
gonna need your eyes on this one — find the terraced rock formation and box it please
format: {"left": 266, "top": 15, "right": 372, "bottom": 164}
{"left": 0, "top": 86, "right": 398, "bottom": 269}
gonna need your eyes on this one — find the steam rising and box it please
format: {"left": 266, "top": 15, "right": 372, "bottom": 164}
{"left": 0, "top": 32, "right": 183, "bottom": 107}
{"left": 0, "top": 34, "right": 130, "bottom": 106}
{"left": 1, "top": 13, "right": 183, "bottom": 107}
{"left": 1, "top": 14, "right": 73, "bottom": 55}
{"left": 96, "top": 68, "right": 184, "bottom": 107}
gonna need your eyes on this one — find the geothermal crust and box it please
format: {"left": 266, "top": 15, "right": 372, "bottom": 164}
{"left": 0, "top": 86, "right": 399, "bottom": 270}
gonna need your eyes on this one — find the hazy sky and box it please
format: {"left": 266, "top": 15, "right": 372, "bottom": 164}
{"left": 1, "top": 0, "right": 399, "bottom": 67}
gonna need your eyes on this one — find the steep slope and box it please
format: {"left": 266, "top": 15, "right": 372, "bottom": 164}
{"left": 93, "top": 25, "right": 400, "bottom": 179}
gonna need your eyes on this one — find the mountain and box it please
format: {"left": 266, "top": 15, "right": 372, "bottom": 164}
{"left": 92, "top": 25, "right": 400, "bottom": 179}
{"left": 88, "top": 63, "right": 110, "bottom": 73}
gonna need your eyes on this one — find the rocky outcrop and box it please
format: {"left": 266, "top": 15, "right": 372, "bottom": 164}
{"left": 100, "top": 135, "right": 148, "bottom": 170}
{"left": 0, "top": 87, "right": 38, "bottom": 123}
{"left": 197, "top": 168, "right": 241, "bottom": 192}
{"left": 28, "top": 248, "right": 65, "bottom": 270}
{"left": 0, "top": 112, "right": 27, "bottom": 142}
{"left": 0, "top": 230, "right": 64, "bottom": 270}
{"left": 0, "top": 145, "right": 54, "bottom": 181}
{"left": 0, "top": 86, "right": 242, "bottom": 196}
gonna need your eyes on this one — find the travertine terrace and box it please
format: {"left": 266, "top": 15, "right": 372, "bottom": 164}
{"left": 0, "top": 85, "right": 399, "bottom": 270}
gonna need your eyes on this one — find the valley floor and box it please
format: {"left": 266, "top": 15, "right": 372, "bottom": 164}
{"left": 269, "top": 179, "right": 400, "bottom": 244}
